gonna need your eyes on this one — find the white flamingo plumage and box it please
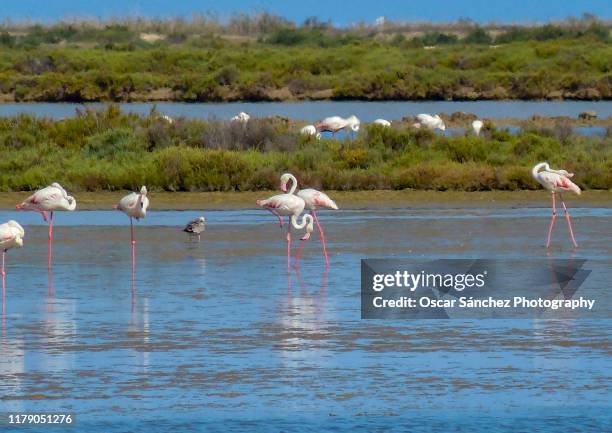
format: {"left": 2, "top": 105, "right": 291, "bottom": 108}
{"left": 532, "top": 162, "right": 581, "bottom": 248}
{"left": 415, "top": 114, "right": 446, "bottom": 131}
{"left": 0, "top": 220, "right": 24, "bottom": 295}
{"left": 231, "top": 112, "right": 250, "bottom": 124}
{"left": 373, "top": 119, "right": 391, "bottom": 127}
{"left": 472, "top": 120, "right": 484, "bottom": 136}
{"left": 16, "top": 182, "right": 76, "bottom": 268}
{"left": 280, "top": 173, "right": 338, "bottom": 267}
{"left": 114, "top": 186, "right": 149, "bottom": 273}
{"left": 300, "top": 125, "right": 321, "bottom": 139}
{"left": 257, "top": 193, "right": 314, "bottom": 269}
{"left": 315, "top": 115, "right": 360, "bottom": 137}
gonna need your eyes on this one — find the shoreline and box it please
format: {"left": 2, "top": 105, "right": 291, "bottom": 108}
{"left": 1, "top": 190, "right": 610, "bottom": 211}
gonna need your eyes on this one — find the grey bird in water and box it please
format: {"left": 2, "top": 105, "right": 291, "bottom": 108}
{"left": 183, "top": 216, "right": 206, "bottom": 241}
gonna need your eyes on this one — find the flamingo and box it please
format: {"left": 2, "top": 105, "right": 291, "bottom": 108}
{"left": 256, "top": 193, "right": 314, "bottom": 269}
{"left": 114, "top": 186, "right": 149, "bottom": 273}
{"left": 315, "top": 115, "right": 360, "bottom": 137}
{"left": 373, "top": 119, "right": 391, "bottom": 127}
{"left": 280, "top": 173, "right": 338, "bottom": 267}
{"left": 16, "top": 183, "right": 76, "bottom": 268}
{"left": 231, "top": 112, "right": 250, "bottom": 124}
{"left": 472, "top": 119, "right": 484, "bottom": 136}
{"left": 300, "top": 125, "right": 321, "bottom": 139}
{"left": 183, "top": 216, "right": 206, "bottom": 241}
{"left": 415, "top": 114, "right": 446, "bottom": 131}
{"left": 0, "top": 221, "right": 24, "bottom": 295}
{"left": 161, "top": 114, "right": 174, "bottom": 124}
{"left": 532, "top": 162, "right": 581, "bottom": 248}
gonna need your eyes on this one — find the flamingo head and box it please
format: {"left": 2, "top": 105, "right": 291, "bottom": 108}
{"left": 198, "top": 216, "right": 206, "bottom": 223}
{"left": 315, "top": 132, "right": 321, "bottom": 140}
{"left": 300, "top": 214, "right": 314, "bottom": 241}
{"left": 13, "top": 234, "right": 23, "bottom": 248}
{"left": 280, "top": 173, "right": 293, "bottom": 192}
{"left": 347, "top": 115, "right": 360, "bottom": 132}
{"left": 140, "top": 186, "right": 148, "bottom": 196}
{"left": 559, "top": 170, "right": 574, "bottom": 178}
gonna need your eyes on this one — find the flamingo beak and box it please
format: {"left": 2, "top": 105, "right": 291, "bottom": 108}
{"left": 300, "top": 232, "right": 311, "bottom": 241}
{"left": 280, "top": 182, "right": 287, "bottom": 192}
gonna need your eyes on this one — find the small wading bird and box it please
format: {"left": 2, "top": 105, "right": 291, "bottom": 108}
{"left": 183, "top": 216, "right": 206, "bottom": 241}
{"left": 114, "top": 186, "right": 149, "bottom": 272}
{"left": 0, "top": 221, "right": 24, "bottom": 294}
{"left": 16, "top": 183, "right": 76, "bottom": 268}
{"left": 231, "top": 112, "right": 250, "bottom": 124}
{"left": 415, "top": 114, "right": 446, "bottom": 131}
{"left": 472, "top": 119, "right": 484, "bottom": 136}
{"left": 256, "top": 193, "right": 314, "bottom": 269}
{"left": 300, "top": 124, "right": 321, "bottom": 139}
{"left": 280, "top": 173, "right": 338, "bottom": 267}
{"left": 532, "top": 162, "right": 581, "bottom": 248}
{"left": 373, "top": 119, "right": 391, "bottom": 127}
{"left": 315, "top": 115, "right": 360, "bottom": 138}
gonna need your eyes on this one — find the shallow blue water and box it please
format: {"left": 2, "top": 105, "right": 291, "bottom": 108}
{"left": 0, "top": 207, "right": 610, "bottom": 432}
{"left": 0, "top": 100, "right": 611, "bottom": 120}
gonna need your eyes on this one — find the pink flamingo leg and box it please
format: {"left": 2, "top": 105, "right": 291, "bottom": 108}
{"left": 546, "top": 194, "right": 557, "bottom": 248}
{"left": 130, "top": 217, "right": 136, "bottom": 275}
{"left": 559, "top": 195, "right": 578, "bottom": 248}
{"left": 1, "top": 250, "right": 5, "bottom": 302}
{"left": 311, "top": 210, "right": 329, "bottom": 267}
{"left": 48, "top": 211, "right": 54, "bottom": 269}
{"left": 286, "top": 224, "right": 292, "bottom": 270}
{"left": 295, "top": 240, "right": 305, "bottom": 264}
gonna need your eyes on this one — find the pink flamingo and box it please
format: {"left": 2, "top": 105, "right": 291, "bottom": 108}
{"left": 532, "top": 162, "right": 581, "bottom": 248}
{"left": 16, "top": 183, "right": 76, "bottom": 268}
{"left": 114, "top": 186, "right": 149, "bottom": 273}
{"left": 0, "top": 221, "right": 24, "bottom": 296}
{"left": 315, "top": 115, "right": 360, "bottom": 138}
{"left": 280, "top": 173, "right": 338, "bottom": 267}
{"left": 256, "top": 193, "right": 314, "bottom": 269}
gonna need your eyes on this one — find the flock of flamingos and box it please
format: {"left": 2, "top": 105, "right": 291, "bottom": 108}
{"left": 0, "top": 119, "right": 582, "bottom": 294}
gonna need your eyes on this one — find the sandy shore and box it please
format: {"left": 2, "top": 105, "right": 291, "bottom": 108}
{"left": 1, "top": 190, "right": 609, "bottom": 210}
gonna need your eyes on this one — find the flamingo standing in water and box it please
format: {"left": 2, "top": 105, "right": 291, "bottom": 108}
{"left": 415, "top": 114, "right": 446, "bottom": 131}
{"left": 280, "top": 173, "right": 338, "bottom": 267}
{"left": 315, "top": 115, "right": 360, "bottom": 138}
{"left": 114, "top": 186, "right": 149, "bottom": 273}
{"left": 16, "top": 183, "right": 76, "bottom": 268}
{"left": 0, "top": 221, "right": 24, "bottom": 295}
{"left": 257, "top": 193, "right": 314, "bottom": 269}
{"left": 532, "top": 162, "right": 581, "bottom": 248}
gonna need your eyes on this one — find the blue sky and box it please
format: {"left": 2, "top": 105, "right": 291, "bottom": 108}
{"left": 1, "top": 1, "right": 610, "bottom": 25}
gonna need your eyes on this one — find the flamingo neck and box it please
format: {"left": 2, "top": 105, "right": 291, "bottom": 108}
{"left": 287, "top": 174, "right": 298, "bottom": 195}
{"left": 290, "top": 213, "right": 312, "bottom": 230}
{"left": 532, "top": 162, "right": 548, "bottom": 179}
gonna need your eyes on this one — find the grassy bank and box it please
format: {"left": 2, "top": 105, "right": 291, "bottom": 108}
{"left": 0, "top": 18, "right": 610, "bottom": 101}
{"left": 0, "top": 107, "right": 610, "bottom": 192}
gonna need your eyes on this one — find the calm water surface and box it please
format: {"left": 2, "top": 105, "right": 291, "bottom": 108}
{"left": 0, "top": 100, "right": 611, "bottom": 120}
{"left": 0, "top": 207, "right": 610, "bottom": 432}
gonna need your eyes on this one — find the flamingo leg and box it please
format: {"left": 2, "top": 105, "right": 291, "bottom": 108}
{"left": 286, "top": 223, "right": 292, "bottom": 270}
{"left": 559, "top": 194, "right": 578, "bottom": 248}
{"left": 311, "top": 210, "right": 329, "bottom": 267}
{"left": 48, "top": 211, "right": 54, "bottom": 269}
{"left": 130, "top": 217, "right": 136, "bottom": 275}
{"left": 1, "top": 250, "right": 5, "bottom": 300}
{"left": 545, "top": 194, "right": 557, "bottom": 248}
{"left": 295, "top": 240, "right": 305, "bottom": 266}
